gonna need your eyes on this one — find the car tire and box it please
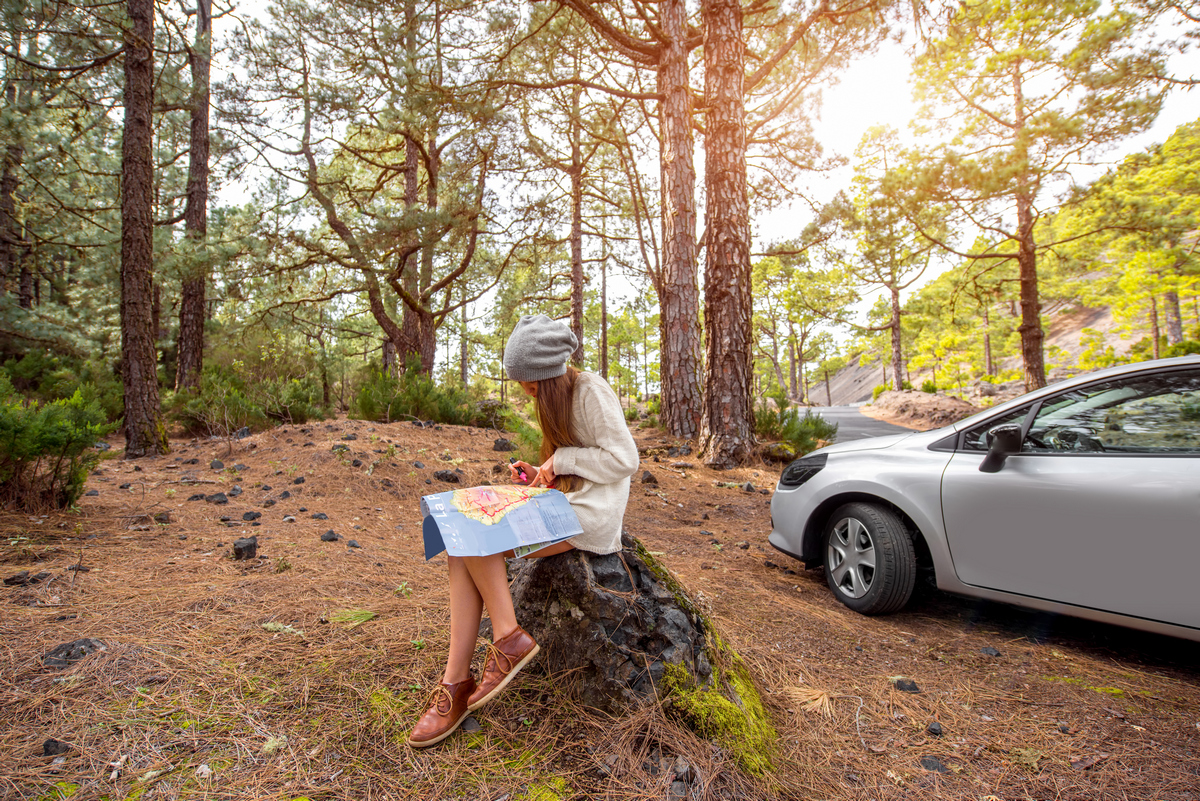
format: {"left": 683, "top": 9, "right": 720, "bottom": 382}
{"left": 823, "top": 502, "right": 916, "bottom": 615}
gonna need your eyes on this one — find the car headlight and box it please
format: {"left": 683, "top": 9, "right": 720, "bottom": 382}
{"left": 778, "top": 453, "right": 827, "bottom": 488}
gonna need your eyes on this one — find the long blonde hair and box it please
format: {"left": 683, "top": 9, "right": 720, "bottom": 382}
{"left": 535, "top": 366, "right": 581, "bottom": 493}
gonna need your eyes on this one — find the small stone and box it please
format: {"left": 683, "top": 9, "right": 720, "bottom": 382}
{"left": 351, "top": 459, "right": 363, "bottom": 468}
{"left": 210, "top": 460, "right": 224, "bottom": 470}
{"left": 927, "top": 721, "right": 944, "bottom": 736}
{"left": 279, "top": 491, "right": 292, "bottom": 500}
{"left": 292, "top": 477, "right": 305, "bottom": 485}
{"left": 347, "top": 540, "right": 361, "bottom": 548}
{"left": 763, "top": 560, "right": 777, "bottom": 569}
{"left": 152, "top": 512, "right": 171, "bottom": 524}
{"left": 461, "top": 716, "right": 482, "bottom": 732}
{"left": 672, "top": 755, "right": 693, "bottom": 783}
{"left": 919, "top": 755, "right": 949, "bottom": 773}
{"left": 84, "top": 490, "right": 99, "bottom": 497}
{"left": 668, "top": 781, "right": 687, "bottom": 800}
{"left": 320, "top": 530, "right": 339, "bottom": 542}
{"left": 738, "top": 542, "right": 749, "bottom": 550}
{"left": 261, "top": 485, "right": 272, "bottom": 492}
{"left": 236, "top": 426, "right": 251, "bottom": 439}
{"left": 262, "top": 499, "right": 276, "bottom": 508}
{"left": 282, "top": 515, "right": 296, "bottom": 523}
{"left": 493, "top": 438, "right": 516, "bottom": 452}
{"left": 701, "top": 512, "right": 709, "bottom": 520}
{"left": 233, "top": 464, "right": 248, "bottom": 472}
{"left": 311, "top": 512, "right": 328, "bottom": 520}
{"left": 414, "top": 461, "right": 425, "bottom": 469}
{"left": 426, "top": 479, "right": 432, "bottom": 484}
{"left": 433, "top": 470, "right": 460, "bottom": 484}
{"left": 228, "top": 486, "right": 243, "bottom": 497}
{"left": 298, "top": 507, "right": 307, "bottom": 512}
{"left": 980, "top": 646, "right": 1001, "bottom": 657}
{"left": 206, "top": 493, "right": 229, "bottom": 505}
{"left": 188, "top": 493, "right": 206, "bottom": 501}
{"left": 332, "top": 444, "right": 349, "bottom": 454}
{"left": 640, "top": 471, "right": 658, "bottom": 485}
{"left": 342, "top": 433, "right": 357, "bottom": 441}
{"left": 893, "top": 678, "right": 921, "bottom": 693}
{"left": 232, "top": 537, "right": 258, "bottom": 560}
{"left": 43, "top": 739, "right": 71, "bottom": 757}
{"left": 669, "top": 462, "right": 694, "bottom": 469}
{"left": 243, "top": 512, "right": 262, "bottom": 522}
{"left": 741, "top": 482, "right": 755, "bottom": 492}
{"left": 119, "top": 483, "right": 132, "bottom": 489}
{"left": 184, "top": 458, "right": 199, "bottom": 465}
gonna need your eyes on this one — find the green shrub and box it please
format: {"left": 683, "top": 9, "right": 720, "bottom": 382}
{"left": 921, "top": 379, "right": 937, "bottom": 394}
{"left": 871, "top": 383, "right": 889, "bottom": 401}
{"left": 2, "top": 353, "right": 123, "bottom": 422}
{"left": 901, "top": 380, "right": 913, "bottom": 390}
{"left": 168, "top": 367, "right": 269, "bottom": 437}
{"left": 754, "top": 390, "right": 837, "bottom": 455}
{"left": 624, "top": 406, "right": 639, "bottom": 422}
{"left": 253, "top": 377, "right": 326, "bottom": 425}
{"left": 1163, "top": 340, "right": 1200, "bottom": 358}
{"left": 0, "top": 385, "right": 116, "bottom": 511}
{"left": 352, "top": 364, "right": 497, "bottom": 427}
{"left": 646, "top": 397, "right": 661, "bottom": 416}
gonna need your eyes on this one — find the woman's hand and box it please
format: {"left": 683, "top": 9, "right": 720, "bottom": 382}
{"left": 509, "top": 460, "right": 535, "bottom": 485}
{"left": 530, "top": 454, "right": 556, "bottom": 488}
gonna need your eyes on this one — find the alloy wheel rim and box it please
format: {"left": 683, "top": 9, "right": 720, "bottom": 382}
{"left": 827, "top": 517, "right": 876, "bottom": 599}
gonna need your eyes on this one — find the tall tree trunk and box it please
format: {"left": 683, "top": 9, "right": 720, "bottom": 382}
{"left": 788, "top": 330, "right": 798, "bottom": 401}
{"left": 417, "top": 136, "right": 439, "bottom": 374}
{"left": 18, "top": 263, "right": 32, "bottom": 308}
{"left": 460, "top": 287, "right": 468, "bottom": 387}
{"left": 397, "top": 0, "right": 421, "bottom": 370}
{"left": 698, "top": 0, "right": 753, "bottom": 468}
{"left": 176, "top": 0, "right": 212, "bottom": 392}
{"left": 889, "top": 283, "right": 904, "bottom": 391}
{"left": 121, "top": 0, "right": 168, "bottom": 458}
{"left": 569, "top": 79, "right": 585, "bottom": 365}
{"left": 656, "top": 0, "right": 701, "bottom": 439}
{"left": 600, "top": 256, "right": 609, "bottom": 380}
{"left": 1150, "top": 295, "right": 1161, "bottom": 360}
{"left": 1164, "top": 290, "right": 1183, "bottom": 345}
{"left": 983, "top": 302, "right": 994, "bottom": 376}
{"left": 824, "top": 367, "right": 832, "bottom": 406}
{"left": 1012, "top": 64, "right": 1045, "bottom": 391}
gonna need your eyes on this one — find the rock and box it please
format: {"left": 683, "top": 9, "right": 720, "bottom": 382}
{"left": 311, "top": 512, "right": 328, "bottom": 520}
{"left": 292, "top": 477, "right": 305, "bottom": 485}
{"left": 667, "top": 445, "right": 692, "bottom": 457}
{"left": 243, "top": 512, "right": 262, "bottom": 522}
{"left": 210, "top": 460, "right": 224, "bottom": 470}
{"left": 668, "top": 781, "right": 687, "bottom": 800}
{"left": 320, "top": 530, "right": 339, "bottom": 542}
{"left": 980, "top": 646, "right": 1001, "bottom": 657}
{"left": 434, "top": 470, "right": 461, "bottom": 484}
{"left": 493, "top": 438, "right": 517, "bottom": 452}
{"left": 919, "top": 755, "right": 949, "bottom": 773}
{"left": 342, "top": 433, "right": 357, "bottom": 441}
{"left": 43, "top": 638, "right": 106, "bottom": 669}
{"left": 351, "top": 459, "right": 363, "bottom": 468}
{"left": 261, "top": 485, "right": 272, "bottom": 492}
{"left": 183, "top": 458, "right": 199, "bottom": 465}
{"left": 347, "top": 540, "right": 361, "bottom": 548}
{"left": 262, "top": 499, "right": 276, "bottom": 508}
{"left": 43, "top": 739, "right": 70, "bottom": 756}
{"left": 5, "top": 570, "right": 51, "bottom": 586}
{"left": 461, "top": 716, "right": 482, "bottom": 733}
{"left": 761, "top": 442, "right": 797, "bottom": 463}
{"left": 279, "top": 490, "right": 291, "bottom": 500}
{"left": 119, "top": 483, "right": 132, "bottom": 489}
{"left": 282, "top": 516, "right": 296, "bottom": 523}
{"left": 228, "top": 486, "right": 242, "bottom": 497}
{"left": 232, "top": 537, "right": 258, "bottom": 560}
{"left": 188, "top": 493, "right": 206, "bottom": 501}
{"left": 672, "top": 755, "right": 694, "bottom": 783}
{"left": 640, "top": 471, "right": 658, "bottom": 485}
{"left": 738, "top": 542, "right": 749, "bottom": 550}
{"left": 332, "top": 444, "right": 350, "bottom": 455}
{"left": 927, "top": 721, "right": 944, "bottom": 736}
{"left": 84, "top": 490, "right": 99, "bottom": 497}
{"left": 741, "top": 482, "right": 755, "bottom": 492}
{"left": 152, "top": 512, "right": 171, "bottom": 524}
{"left": 892, "top": 678, "right": 921, "bottom": 693}
{"left": 236, "top": 426, "right": 251, "bottom": 439}
{"left": 206, "top": 493, "right": 229, "bottom": 505}
{"left": 413, "top": 461, "right": 425, "bottom": 469}
{"left": 233, "top": 464, "right": 248, "bottom": 472}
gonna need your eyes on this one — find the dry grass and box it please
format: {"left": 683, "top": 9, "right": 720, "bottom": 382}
{"left": 2, "top": 417, "right": 1199, "bottom": 800}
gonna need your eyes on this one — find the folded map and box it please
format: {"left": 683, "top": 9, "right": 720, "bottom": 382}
{"left": 420, "top": 485, "right": 582, "bottom": 560}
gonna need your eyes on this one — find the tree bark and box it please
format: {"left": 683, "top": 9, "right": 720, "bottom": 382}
{"left": 1012, "top": 64, "right": 1046, "bottom": 391}
{"left": 121, "top": 0, "right": 168, "bottom": 458}
{"left": 569, "top": 80, "right": 585, "bottom": 365}
{"left": 176, "top": 0, "right": 212, "bottom": 393}
{"left": 698, "top": 0, "right": 753, "bottom": 468}
{"left": 1150, "top": 295, "right": 1161, "bottom": 360}
{"left": 657, "top": 0, "right": 702, "bottom": 439}
{"left": 1164, "top": 290, "right": 1183, "bottom": 345}
{"left": 600, "top": 256, "right": 609, "bottom": 380}
{"left": 889, "top": 283, "right": 903, "bottom": 390}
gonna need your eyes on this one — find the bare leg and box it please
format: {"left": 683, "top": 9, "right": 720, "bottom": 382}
{"left": 460, "top": 553, "right": 519, "bottom": 642}
{"left": 443, "top": 556, "right": 482, "bottom": 684}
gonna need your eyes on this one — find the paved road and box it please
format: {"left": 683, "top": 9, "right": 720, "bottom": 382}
{"left": 807, "top": 405, "right": 917, "bottom": 442}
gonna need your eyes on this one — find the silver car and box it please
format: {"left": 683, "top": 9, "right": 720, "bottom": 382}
{"left": 769, "top": 356, "right": 1200, "bottom": 642}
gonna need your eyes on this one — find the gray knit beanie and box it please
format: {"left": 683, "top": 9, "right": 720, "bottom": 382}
{"left": 504, "top": 314, "right": 578, "bottom": 382}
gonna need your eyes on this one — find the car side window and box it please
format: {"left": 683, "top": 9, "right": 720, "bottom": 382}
{"left": 961, "top": 407, "right": 1032, "bottom": 451}
{"left": 1025, "top": 369, "right": 1200, "bottom": 454}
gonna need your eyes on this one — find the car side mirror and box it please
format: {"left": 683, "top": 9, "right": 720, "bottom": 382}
{"left": 979, "top": 424, "right": 1023, "bottom": 473}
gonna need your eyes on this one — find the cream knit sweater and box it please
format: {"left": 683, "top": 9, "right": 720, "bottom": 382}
{"left": 551, "top": 372, "right": 640, "bottom": 555}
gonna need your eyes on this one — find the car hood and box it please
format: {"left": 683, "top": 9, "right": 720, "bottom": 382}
{"left": 814, "top": 431, "right": 917, "bottom": 456}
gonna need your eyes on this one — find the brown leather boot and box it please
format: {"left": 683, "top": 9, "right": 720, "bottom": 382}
{"left": 407, "top": 676, "right": 476, "bottom": 748}
{"left": 467, "top": 626, "right": 540, "bottom": 711}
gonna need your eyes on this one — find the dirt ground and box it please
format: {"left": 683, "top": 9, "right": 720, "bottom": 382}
{"left": 3, "top": 416, "right": 1199, "bottom": 801}
{"left": 861, "top": 390, "right": 982, "bottom": 431}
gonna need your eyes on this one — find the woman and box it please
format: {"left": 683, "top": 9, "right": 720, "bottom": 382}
{"left": 407, "top": 314, "right": 640, "bottom": 748}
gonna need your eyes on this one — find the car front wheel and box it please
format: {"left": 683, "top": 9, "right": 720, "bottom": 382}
{"left": 823, "top": 502, "right": 916, "bottom": 615}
